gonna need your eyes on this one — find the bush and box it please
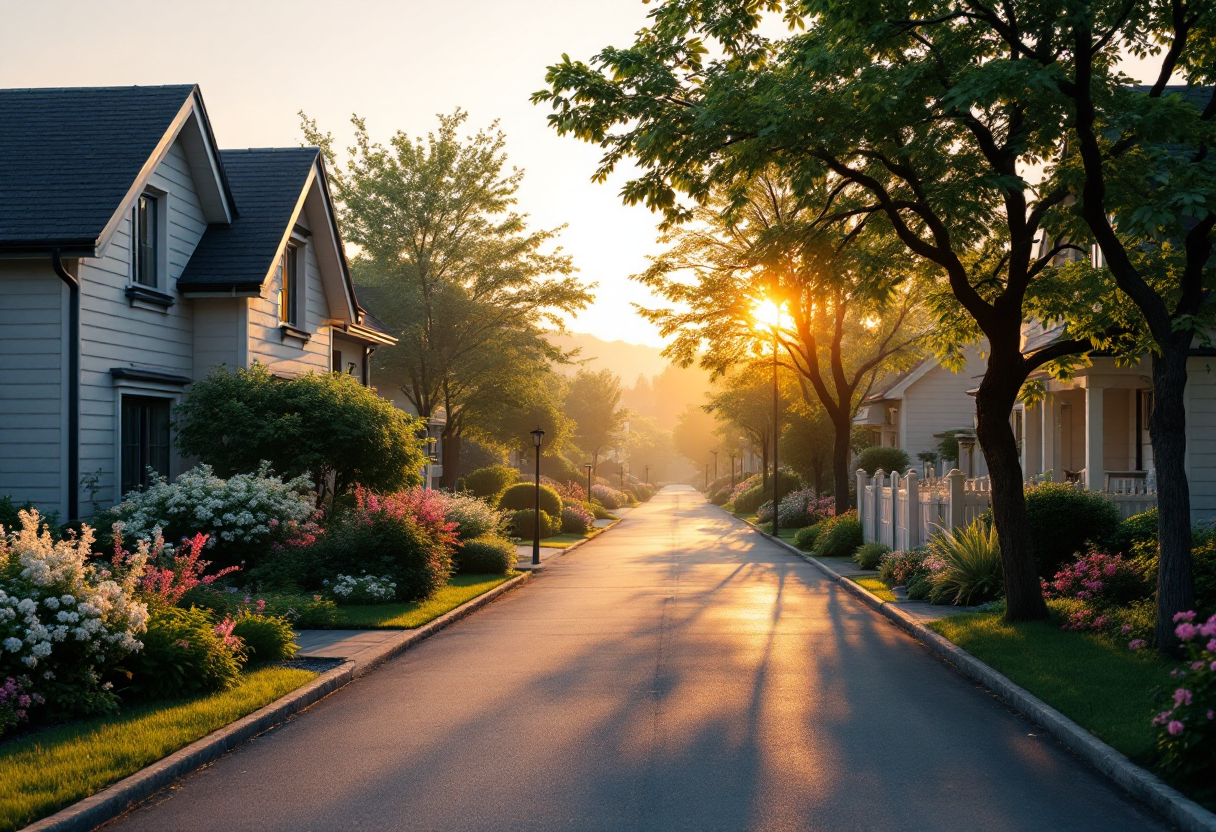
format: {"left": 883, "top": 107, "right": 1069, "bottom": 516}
{"left": 454, "top": 536, "right": 517, "bottom": 575}
{"left": 561, "top": 504, "right": 594, "bottom": 535}
{"left": 438, "top": 492, "right": 504, "bottom": 541}
{"left": 326, "top": 573, "right": 398, "bottom": 604}
{"left": 127, "top": 606, "right": 243, "bottom": 701}
{"left": 509, "top": 509, "right": 560, "bottom": 539}
{"left": 0, "top": 511, "right": 148, "bottom": 718}
{"left": 710, "top": 488, "right": 731, "bottom": 506}
{"left": 878, "top": 548, "right": 928, "bottom": 587}
{"left": 794, "top": 523, "right": 823, "bottom": 552}
{"left": 499, "top": 483, "right": 563, "bottom": 517}
{"left": 543, "top": 477, "right": 587, "bottom": 503}
{"left": 465, "top": 465, "right": 520, "bottom": 500}
{"left": 230, "top": 612, "right": 297, "bottom": 665}
{"left": 777, "top": 489, "right": 834, "bottom": 529}
{"left": 586, "top": 501, "right": 615, "bottom": 520}
{"left": 856, "top": 446, "right": 911, "bottom": 477}
{"left": 756, "top": 500, "right": 774, "bottom": 523}
{"left": 174, "top": 364, "right": 427, "bottom": 502}
{"left": 258, "top": 594, "right": 338, "bottom": 629}
{"left": 1153, "top": 611, "right": 1216, "bottom": 800}
{"left": 853, "top": 542, "right": 890, "bottom": 570}
{"left": 812, "top": 511, "right": 863, "bottom": 559}
{"left": 591, "top": 484, "right": 625, "bottom": 510}
{"left": 732, "top": 485, "right": 766, "bottom": 514}
{"left": 1112, "top": 508, "right": 1160, "bottom": 555}
{"left": 1023, "top": 483, "right": 1121, "bottom": 578}
{"left": 925, "top": 520, "right": 1003, "bottom": 606}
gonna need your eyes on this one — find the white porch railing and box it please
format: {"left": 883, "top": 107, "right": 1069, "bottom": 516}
{"left": 858, "top": 468, "right": 1157, "bottom": 550}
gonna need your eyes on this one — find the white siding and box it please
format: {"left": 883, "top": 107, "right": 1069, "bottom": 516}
{"left": 192, "top": 298, "right": 243, "bottom": 377}
{"left": 77, "top": 140, "right": 207, "bottom": 505}
{"left": 247, "top": 238, "right": 332, "bottom": 375}
{"left": 0, "top": 261, "right": 65, "bottom": 514}
{"left": 899, "top": 349, "right": 983, "bottom": 462}
{"left": 1187, "top": 357, "right": 1216, "bottom": 522}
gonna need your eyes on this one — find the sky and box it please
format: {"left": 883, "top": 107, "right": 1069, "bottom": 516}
{"left": 0, "top": 0, "right": 672, "bottom": 346}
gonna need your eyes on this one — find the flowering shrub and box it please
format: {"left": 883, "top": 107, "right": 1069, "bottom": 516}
{"left": 591, "top": 484, "right": 625, "bottom": 510}
{"left": 326, "top": 573, "right": 397, "bottom": 604}
{"left": 777, "top": 489, "right": 834, "bottom": 529}
{"left": 542, "top": 477, "right": 587, "bottom": 503}
{"left": 109, "top": 463, "right": 315, "bottom": 558}
{"left": 435, "top": 492, "right": 504, "bottom": 541}
{"left": 1042, "top": 550, "right": 1152, "bottom": 635}
{"left": 127, "top": 606, "right": 244, "bottom": 700}
{"left": 110, "top": 527, "right": 239, "bottom": 608}
{"left": 879, "top": 549, "right": 929, "bottom": 588}
{"left": 1152, "top": 611, "right": 1216, "bottom": 798}
{"left": 561, "top": 503, "right": 594, "bottom": 535}
{"left": 0, "top": 675, "right": 41, "bottom": 737}
{"left": 0, "top": 510, "right": 148, "bottom": 716}
{"left": 756, "top": 500, "right": 774, "bottom": 523}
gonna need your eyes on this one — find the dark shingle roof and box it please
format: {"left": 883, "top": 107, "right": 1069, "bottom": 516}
{"left": 0, "top": 85, "right": 201, "bottom": 253}
{"left": 177, "top": 148, "right": 318, "bottom": 291}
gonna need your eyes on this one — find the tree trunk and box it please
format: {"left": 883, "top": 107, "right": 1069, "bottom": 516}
{"left": 438, "top": 426, "right": 461, "bottom": 490}
{"left": 1152, "top": 341, "right": 1195, "bottom": 651}
{"left": 974, "top": 356, "right": 1048, "bottom": 622}
{"left": 832, "top": 411, "right": 852, "bottom": 514}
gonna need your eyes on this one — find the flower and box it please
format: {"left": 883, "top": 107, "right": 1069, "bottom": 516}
{"left": 1128, "top": 639, "right": 1147, "bottom": 651}
{"left": 1175, "top": 623, "right": 1198, "bottom": 640}
{"left": 1167, "top": 720, "right": 1185, "bottom": 735}
{"left": 1174, "top": 610, "right": 1196, "bottom": 623}
{"left": 1173, "top": 688, "right": 1194, "bottom": 707}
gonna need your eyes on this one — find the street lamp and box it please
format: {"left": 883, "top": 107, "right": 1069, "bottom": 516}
{"left": 753, "top": 297, "right": 786, "bottom": 537}
{"left": 584, "top": 463, "right": 593, "bottom": 504}
{"left": 730, "top": 452, "right": 736, "bottom": 488}
{"left": 530, "top": 427, "right": 545, "bottom": 566}
{"left": 711, "top": 449, "right": 718, "bottom": 483}
{"left": 620, "top": 463, "right": 625, "bottom": 491}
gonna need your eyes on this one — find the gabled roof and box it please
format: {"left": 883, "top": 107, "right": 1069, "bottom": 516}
{"left": 864, "top": 359, "right": 933, "bottom": 403}
{"left": 0, "top": 85, "right": 234, "bottom": 255}
{"left": 178, "top": 148, "right": 319, "bottom": 291}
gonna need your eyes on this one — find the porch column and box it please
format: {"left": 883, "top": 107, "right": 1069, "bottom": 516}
{"left": 1024, "top": 403, "right": 1043, "bottom": 477}
{"left": 1041, "top": 392, "right": 1059, "bottom": 482}
{"left": 1085, "top": 385, "right": 1104, "bottom": 490}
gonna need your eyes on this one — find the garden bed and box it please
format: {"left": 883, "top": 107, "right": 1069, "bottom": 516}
{"left": 521, "top": 529, "right": 605, "bottom": 550}
{"left": 849, "top": 575, "right": 897, "bottom": 602}
{"left": 331, "top": 574, "right": 515, "bottom": 629}
{"left": 928, "top": 604, "right": 1171, "bottom": 762}
{"left": 0, "top": 667, "right": 316, "bottom": 832}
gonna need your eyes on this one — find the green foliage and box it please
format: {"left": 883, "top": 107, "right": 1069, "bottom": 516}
{"left": 439, "top": 492, "right": 504, "bottom": 541}
{"left": 1024, "top": 484, "right": 1121, "bottom": 578}
{"left": 498, "top": 482, "right": 563, "bottom": 516}
{"left": 927, "top": 521, "right": 1004, "bottom": 606}
{"left": 127, "top": 607, "right": 243, "bottom": 701}
{"left": 230, "top": 613, "right": 298, "bottom": 665}
{"left": 560, "top": 504, "right": 593, "bottom": 535}
{"left": 257, "top": 595, "right": 338, "bottom": 630}
{"left": 812, "top": 511, "right": 863, "bottom": 559}
{"left": 173, "top": 365, "right": 425, "bottom": 503}
{"left": 731, "top": 485, "right": 766, "bottom": 515}
{"left": 1112, "top": 509, "right": 1159, "bottom": 556}
{"left": 565, "top": 369, "right": 626, "bottom": 465}
{"left": 856, "top": 447, "right": 911, "bottom": 477}
{"left": 454, "top": 536, "right": 517, "bottom": 575}
{"left": 509, "top": 509, "right": 560, "bottom": 540}
{"left": 586, "top": 501, "right": 615, "bottom": 520}
{"left": 464, "top": 465, "right": 520, "bottom": 501}
{"left": 853, "top": 542, "right": 890, "bottom": 571}
{"left": 793, "top": 522, "right": 823, "bottom": 552}
{"left": 878, "top": 549, "right": 929, "bottom": 588}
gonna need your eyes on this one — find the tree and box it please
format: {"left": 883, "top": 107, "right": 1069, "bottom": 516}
{"left": 173, "top": 365, "right": 425, "bottom": 505}
{"left": 704, "top": 365, "right": 800, "bottom": 495}
{"left": 302, "top": 110, "right": 592, "bottom": 487}
{"left": 671, "top": 404, "right": 718, "bottom": 479}
{"left": 635, "top": 172, "right": 927, "bottom": 513}
{"left": 534, "top": 4, "right": 1113, "bottom": 621}
{"left": 781, "top": 399, "right": 834, "bottom": 495}
{"left": 564, "top": 369, "right": 627, "bottom": 476}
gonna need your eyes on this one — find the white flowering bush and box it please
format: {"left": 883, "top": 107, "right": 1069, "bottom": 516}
{"left": 0, "top": 510, "right": 149, "bottom": 716}
{"left": 324, "top": 573, "right": 397, "bottom": 604}
{"left": 437, "top": 492, "right": 505, "bottom": 541}
{"left": 109, "top": 463, "right": 314, "bottom": 554}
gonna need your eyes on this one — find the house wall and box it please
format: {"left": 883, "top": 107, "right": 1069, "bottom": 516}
{"left": 78, "top": 139, "right": 207, "bottom": 505}
{"left": 0, "top": 260, "right": 65, "bottom": 514}
{"left": 331, "top": 334, "right": 366, "bottom": 383}
{"left": 1188, "top": 357, "right": 1216, "bottom": 522}
{"left": 1103, "top": 389, "right": 1132, "bottom": 471}
{"left": 192, "top": 298, "right": 244, "bottom": 377}
{"left": 900, "top": 351, "right": 983, "bottom": 462}
{"left": 247, "top": 236, "right": 333, "bottom": 376}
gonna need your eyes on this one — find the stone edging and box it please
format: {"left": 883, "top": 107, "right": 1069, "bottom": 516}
{"left": 751, "top": 523, "right": 1216, "bottom": 832}
{"left": 22, "top": 571, "right": 533, "bottom": 832}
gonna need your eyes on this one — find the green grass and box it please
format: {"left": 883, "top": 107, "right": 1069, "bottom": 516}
{"left": 929, "top": 606, "right": 1172, "bottom": 762}
{"left": 332, "top": 573, "right": 514, "bottom": 628}
{"left": 0, "top": 667, "right": 315, "bottom": 832}
{"left": 851, "top": 576, "right": 898, "bottom": 602}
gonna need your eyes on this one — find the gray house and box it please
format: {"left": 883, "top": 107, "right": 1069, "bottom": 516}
{"left": 0, "top": 85, "right": 395, "bottom": 520}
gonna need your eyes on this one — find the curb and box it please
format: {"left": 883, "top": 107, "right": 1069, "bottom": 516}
{"left": 745, "top": 519, "right": 1216, "bottom": 832}
{"left": 516, "top": 515, "right": 623, "bottom": 572}
{"left": 23, "top": 571, "right": 532, "bottom": 832}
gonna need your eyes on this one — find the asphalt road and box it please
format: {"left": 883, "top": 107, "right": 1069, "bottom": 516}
{"left": 106, "top": 486, "right": 1166, "bottom": 832}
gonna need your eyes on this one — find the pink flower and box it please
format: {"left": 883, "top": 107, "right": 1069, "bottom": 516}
{"left": 1210, "top": 660, "right": 1216, "bottom": 672}
{"left": 1174, "top": 610, "right": 1196, "bottom": 623}
{"left": 1192, "top": 661, "right": 1206, "bottom": 671}
{"left": 1121, "top": 625, "right": 1132, "bottom": 635}
{"left": 1208, "top": 710, "right": 1215, "bottom": 721}
{"left": 1167, "top": 720, "right": 1185, "bottom": 735}
{"left": 1200, "top": 618, "right": 1216, "bottom": 638}
{"left": 1103, "top": 563, "right": 1117, "bottom": 576}
{"left": 1128, "top": 639, "right": 1147, "bottom": 651}
{"left": 1173, "top": 688, "right": 1193, "bottom": 707}
{"left": 1175, "top": 623, "right": 1198, "bottom": 641}
{"left": 1208, "top": 639, "right": 1216, "bottom": 653}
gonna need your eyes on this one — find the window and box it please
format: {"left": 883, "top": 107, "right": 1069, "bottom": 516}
{"left": 278, "top": 245, "right": 299, "bottom": 325}
{"left": 120, "top": 396, "right": 171, "bottom": 494}
{"left": 134, "top": 194, "right": 159, "bottom": 287}
{"left": 332, "top": 349, "right": 343, "bottom": 373}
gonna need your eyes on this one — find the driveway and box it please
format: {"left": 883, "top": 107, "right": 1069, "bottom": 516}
{"left": 106, "top": 486, "right": 1165, "bottom": 831}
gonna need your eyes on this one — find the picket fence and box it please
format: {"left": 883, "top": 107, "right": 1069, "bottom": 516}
{"left": 857, "top": 468, "right": 1158, "bottom": 551}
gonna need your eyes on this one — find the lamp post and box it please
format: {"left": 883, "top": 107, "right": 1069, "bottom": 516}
{"left": 584, "top": 463, "right": 593, "bottom": 504}
{"left": 730, "top": 453, "right": 736, "bottom": 488}
{"left": 705, "top": 463, "right": 709, "bottom": 491}
{"left": 711, "top": 449, "right": 718, "bottom": 484}
{"left": 753, "top": 297, "right": 785, "bottom": 538}
{"left": 620, "top": 463, "right": 625, "bottom": 490}
{"left": 530, "top": 427, "right": 545, "bottom": 566}
{"left": 644, "top": 464, "right": 649, "bottom": 486}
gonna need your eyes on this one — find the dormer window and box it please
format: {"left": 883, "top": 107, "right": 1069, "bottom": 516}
{"left": 133, "top": 193, "right": 159, "bottom": 286}
{"left": 278, "top": 244, "right": 299, "bottom": 325}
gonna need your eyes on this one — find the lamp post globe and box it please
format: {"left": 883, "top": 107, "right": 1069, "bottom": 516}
{"left": 530, "top": 427, "right": 545, "bottom": 566}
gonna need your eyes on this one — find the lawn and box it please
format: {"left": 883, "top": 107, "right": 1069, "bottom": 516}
{"left": 929, "top": 607, "right": 1172, "bottom": 762}
{"left": 850, "top": 575, "right": 897, "bottom": 602}
{"left": 332, "top": 573, "right": 515, "bottom": 628}
{"left": 0, "top": 667, "right": 315, "bottom": 832}
{"left": 534, "top": 530, "right": 602, "bottom": 549}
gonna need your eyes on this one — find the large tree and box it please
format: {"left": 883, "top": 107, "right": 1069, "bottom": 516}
{"left": 635, "top": 172, "right": 927, "bottom": 513}
{"left": 302, "top": 110, "right": 592, "bottom": 487}
{"left": 534, "top": 2, "right": 1114, "bottom": 621}
{"left": 564, "top": 368, "right": 627, "bottom": 476}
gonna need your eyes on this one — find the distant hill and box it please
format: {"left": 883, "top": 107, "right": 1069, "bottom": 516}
{"left": 548, "top": 331, "right": 671, "bottom": 384}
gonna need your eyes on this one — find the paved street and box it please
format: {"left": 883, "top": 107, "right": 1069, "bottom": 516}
{"left": 107, "top": 487, "right": 1165, "bottom": 832}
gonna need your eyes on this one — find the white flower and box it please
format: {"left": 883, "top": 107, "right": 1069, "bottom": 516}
{"left": 3, "top": 637, "right": 22, "bottom": 652}
{"left": 31, "top": 641, "right": 52, "bottom": 658}
{"left": 44, "top": 596, "right": 60, "bottom": 610}
{"left": 17, "top": 598, "right": 36, "bottom": 614}
{"left": 60, "top": 594, "right": 75, "bottom": 606}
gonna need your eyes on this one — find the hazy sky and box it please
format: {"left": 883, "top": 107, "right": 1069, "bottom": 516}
{"left": 0, "top": 0, "right": 671, "bottom": 346}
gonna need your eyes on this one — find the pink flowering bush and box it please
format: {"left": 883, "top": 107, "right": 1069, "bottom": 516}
{"left": 1042, "top": 549, "right": 1153, "bottom": 636}
{"left": 542, "top": 477, "right": 587, "bottom": 503}
{"left": 0, "top": 675, "right": 42, "bottom": 737}
{"left": 127, "top": 606, "right": 244, "bottom": 701}
{"left": 108, "top": 526, "right": 240, "bottom": 608}
{"left": 1152, "top": 611, "right": 1216, "bottom": 797}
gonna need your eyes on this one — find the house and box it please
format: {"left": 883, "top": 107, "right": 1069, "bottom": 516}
{"left": 853, "top": 345, "right": 986, "bottom": 472}
{"left": 0, "top": 85, "right": 396, "bottom": 521}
